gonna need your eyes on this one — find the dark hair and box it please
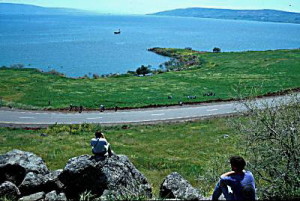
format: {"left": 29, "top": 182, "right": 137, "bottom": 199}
{"left": 230, "top": 156, "right": 246, "bottom": 171}
{"left": 95, "top": 131, "right": 103, "bottom": 138}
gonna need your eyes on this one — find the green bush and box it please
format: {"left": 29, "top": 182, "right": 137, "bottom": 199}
{"left": 233, "top": 94, "right": 300, "bottom": 200}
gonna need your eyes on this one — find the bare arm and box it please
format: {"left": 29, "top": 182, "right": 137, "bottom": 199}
{"left": 221, "top": 171, "right": 235, "bottom": 178}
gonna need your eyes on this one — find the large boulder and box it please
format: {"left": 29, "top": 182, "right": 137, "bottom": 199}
{"left": 58, "top": 155, "right": 106, "bottom": 199}
{"left": 59, "top": 154, "right": 152, "bottom": 200}
{"left": 0, "top": 150, "right": 49, "bottom": 185}
{"left": 0, "top": 181, "right": 21, "bottom": 200}
{"left": 100, "top": 154, "right": 152, "bottom": 200}
{"left": 18, "top": 172, "right": 45, "bottom": 196}
{"left": 160, "top": 172, "right": 203, "bottom": 201}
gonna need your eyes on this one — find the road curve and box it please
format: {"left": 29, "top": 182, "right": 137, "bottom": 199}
{"left": 0, "top": 94, "right": 298, "bottom": 127}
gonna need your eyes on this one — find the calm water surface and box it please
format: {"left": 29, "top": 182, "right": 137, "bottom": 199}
{"left": 0, "top": 14, "right": 300, "bottom": 77}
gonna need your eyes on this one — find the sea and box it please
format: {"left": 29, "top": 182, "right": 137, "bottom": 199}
{"left": 0, "top": 14, "right": 300, "bottom": 77}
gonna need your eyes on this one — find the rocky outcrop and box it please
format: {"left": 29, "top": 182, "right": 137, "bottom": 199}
{"left": 0, "top": 181, "right": 20, "bottom": 200}
{"left": 0, "top": 150, "right": 63, "bottom": 200}
{"left": 160, "top": 172, "right": 203, "bottom": 201}
{"left": 59, "top": 154, "right": 152, "bottom": 200}
{"left": 0, "top": 150, "right": 210, "bottom": 201}
{"left": 0, "top": 150, "right": 49, "bottom": 185}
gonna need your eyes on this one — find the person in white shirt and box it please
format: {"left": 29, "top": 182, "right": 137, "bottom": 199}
{"left": 91, "top": 131, "right": 112, "bottom": 158}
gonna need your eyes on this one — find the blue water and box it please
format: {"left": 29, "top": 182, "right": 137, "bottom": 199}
{"left": 1, "top": 14, "right": 300, "bottom": 77}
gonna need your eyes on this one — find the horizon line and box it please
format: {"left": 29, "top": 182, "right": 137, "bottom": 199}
{"left": 1, "top": 2, "right": 300, "bottom": 15}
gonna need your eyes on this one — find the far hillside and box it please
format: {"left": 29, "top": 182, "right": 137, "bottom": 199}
{"left": 151, "top": 7, "right": 300, "bottom": 24}
{"left": 0, "top": 3, "right": 90, "bottom": 15}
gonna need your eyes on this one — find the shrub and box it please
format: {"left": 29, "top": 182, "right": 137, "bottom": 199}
{"left": 46, "top": 69, "right": 65, "bottom": 77}
{"left": 92, "top": 74, "right": 100, "bottom": 79}
{"left": 233, "top": 94, "right": 300, "bottom": 200}
{"left": 213, "top": 47, "right": 221, "bottom": 53}
{"left": 136, "top": 65, "right": 151, "bottom": 76}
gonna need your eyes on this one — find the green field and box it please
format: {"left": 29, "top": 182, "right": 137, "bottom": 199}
{"left": 0, "top": 117, "right": 241, "bottom": 196}
{"left": 0, "top": 48, "right": 299, "bottom": 110}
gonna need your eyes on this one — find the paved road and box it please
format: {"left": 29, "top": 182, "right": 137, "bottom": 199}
{"left": 0, "top": 94, "right": 297, "bottom": 127}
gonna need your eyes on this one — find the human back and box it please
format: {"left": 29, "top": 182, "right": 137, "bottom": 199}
{"left": 221, "top": 170, "right": 255, "bottom": 200}
{"left": 91, "top": 137, "right": 108, "bottom": 154}
{"left": 90, "top": 131, "right": 111, "bottom": 157}
{"left": 212, "top": 156, "right": 256, "bottom": 200}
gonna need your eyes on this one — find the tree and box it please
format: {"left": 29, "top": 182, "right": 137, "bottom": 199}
{"left": 136, "top": 65, "right": 151, "bottom": 76}
{"left": 233, "top": 94, "right": 300, "bottom": 200}
{"left": 92, "top": 74, "right": 100, "bottom": 79}
{"left": 213, "top": 47, "right": 221, "bottom": 53}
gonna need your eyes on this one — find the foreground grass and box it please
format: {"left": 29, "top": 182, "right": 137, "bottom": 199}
{"left": 0, "top": 118, "right": 241, "bottom": 196}
{"left": 0, "top": 48, "right": 299, "bottom": 109}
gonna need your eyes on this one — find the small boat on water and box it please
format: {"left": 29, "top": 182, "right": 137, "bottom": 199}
{"left": 114, "top": 29, "right": 121, "bottom": 34}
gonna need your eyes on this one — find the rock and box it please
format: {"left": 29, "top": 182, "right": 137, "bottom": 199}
{"left": 19, "top": 169, "right": 63, "bottom": 196}
{"left": 0, "top": 181, "right": 21, "bottom": 200}
{"left": 223, "top": 134, "right": 229, "bottom": 138}
{"left": 44, "top": 191, "right": 67, "bottom": 201}
{"left": 43, "top": 169, "right": 64, "bottom": 192}
{"left": 57, "top": 192, "right": 67, "bottom": 201}
{"left": 40, "top": 133, "right": 48, "bottom": 137}
{"left": 45, "top": 190, "right": 57, "bottom": 201}
{"left": 59, "top": 154, "right": 152, "bottom": 200}
{"left": 19, "top": 192, "right": 45, "bottom": 201}
{"left": 100, "top": 154, "right": 152, "bottom": 200}
{"left": 160, "top": 172, "right": 202, "bottom": 201}
{"left": 18, "top": 172, "right": 46, "bottom": 196}
{"left": 0, "top": 150, "right": 49, "bottom": 185}
{"left": 58, "top": 155, "right": 105, "bottom": 199}
{"left": 45, "top": 190, "right": 66, "bottom": 201}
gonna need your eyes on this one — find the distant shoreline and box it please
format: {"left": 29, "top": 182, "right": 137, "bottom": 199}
{"left": 150, "top": 7, "right": 300, "bottom": 25}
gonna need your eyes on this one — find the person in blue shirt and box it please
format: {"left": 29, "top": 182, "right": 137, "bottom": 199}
{"left": 212, "top": 156, "right": 256, "bottom": 200}
{"left": 91, "top": 131, "right": 112, "bottom": 158}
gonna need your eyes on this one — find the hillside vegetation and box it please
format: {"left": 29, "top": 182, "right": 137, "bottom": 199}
{"left": 0, "top": 117, "right": 239, "bottom": 196}
{"left": 151, "top": 7, "right": 300, "bottom": 24}
{"left": 0, "top": 48, "right": 299, "bottom": 110}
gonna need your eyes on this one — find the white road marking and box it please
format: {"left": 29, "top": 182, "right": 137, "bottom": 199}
{"left": 151, "top": 113, "right": 165, "bottom": 116}
{"left": 206, "top": 109, "right": 218, "bottom": 112}
{"left": 86, "top": 117, "right": 103, "bottom": 120}
{"left": 19, "top": 117, "right": 35, "bottom": 119}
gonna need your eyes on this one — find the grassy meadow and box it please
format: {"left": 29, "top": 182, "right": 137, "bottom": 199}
{"left": 0, "top": 117, "right": 242, "bottom": 196}
{"left": 0, "top": 48, "right": 299, "bottom": 109}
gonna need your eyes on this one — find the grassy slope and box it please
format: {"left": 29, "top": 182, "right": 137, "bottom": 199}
{"left": 0, "top": 118, "right": 241, "bottom": 196}
{"left": 0, "top": 49, "right": 299, "bottom": 109}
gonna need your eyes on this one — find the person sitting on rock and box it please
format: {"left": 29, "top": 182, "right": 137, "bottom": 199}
{"left": 91, "top": 131, "right": 112, "bottom": 158}
{"left": 212, "top": 156, "right": 256, "bottom": 200}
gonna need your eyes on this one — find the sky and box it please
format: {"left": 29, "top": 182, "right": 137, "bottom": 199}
{"left": 1, "top": 0, "right": 300, "bottom": 14}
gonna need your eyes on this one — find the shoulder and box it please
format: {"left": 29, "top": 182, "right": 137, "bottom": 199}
{"left": 91, "top": 138, "right": 98, "bottom": 143}
{"left": 245, "top": 171, "right": 253, "bottom": 175}
{"left": 245, "top": 171, "right": 254, "bottom": 177}
{"left": 99, "top": 138, "right": 108, "bottom": 143}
